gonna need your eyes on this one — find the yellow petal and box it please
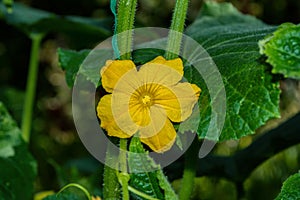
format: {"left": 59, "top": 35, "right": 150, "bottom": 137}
{"left": 129, "top": 100, "right": 151, "bottom": 126}
{"left": 150, "top": 56, "right": 183, "bottom": 76}
{"left": 97, "top": 95, "right": 137, "bottom": 138}
{"left": 155, "top": 83, "right": 201, "bottom": 122}
{"left": 140, "top": 117, "right": 176, "bottom": 153}
{"left": 191, "top": 84, "right": 201, "bottom": 97}
{"left": 138, "top": 56, "right": 183, "bottom": 86}
{"left": 111, "top": 91, "right": 145, "bottom": 132}
{"left": 101, "top": 59, "right": 137, "bottom": 93}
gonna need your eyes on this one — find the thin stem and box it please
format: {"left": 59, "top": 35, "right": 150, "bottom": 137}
{"left": 178, "top": 139, "right": 198, "bottom": 200}
{"left": 21, "top": 33, "right": 43, "bottom": 143}
{"left": 118, "top": 138, "right": 130, "bottom": 200}
{"left": 165, "top": 0, "right": 189, "bottom": 60}
{"left": 116, "top": 0, "right": 137, "bottom": 60}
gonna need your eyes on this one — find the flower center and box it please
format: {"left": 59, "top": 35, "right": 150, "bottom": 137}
{"left": 141, "top": 95, "right": 152, "bottom": 106}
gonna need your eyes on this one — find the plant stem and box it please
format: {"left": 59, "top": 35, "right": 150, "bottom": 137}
{"left": 21, "top": 33, "right": 43, "bottom": 143}
{"left": 119, "top": 138, "right": 130, "bottom": 200}
{"left": 116, "top": 0, "right": 137, "bottom": 60}
{"left": 103, "top": 0, "right": 137, "bottom": 199}
{"left": 165, "top": 0, "right": 189, "bottom": 60}
{"left": 178, "top": 139, "right": 198, "bottom": 200}
{"left": 103, "top": 139, "right": 121, "bottom": 199}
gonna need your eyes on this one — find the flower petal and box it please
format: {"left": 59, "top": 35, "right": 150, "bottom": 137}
{"left": 155, "top": 83, "right": 201, "bottom": 122}
{"left": 129, "top": 100, "right": 151, "bottom": 126}
{"left": 150, "top": 56, "right": 183, "bottom": 76}
{"left": 140, "top": 117, "right": 176, "bottom": 153}
{"left": 97, "top": 95, "right": 137, "bottom": 138}
{"left": 138, "top": 56, "right": 183, "bottom": 86}
{"left": 101, "top": 59, "right": 137, "bottom": 93}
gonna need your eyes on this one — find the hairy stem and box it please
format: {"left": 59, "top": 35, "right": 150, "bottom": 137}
{"left": 165, "top": 0, "right": 189, "bottom": 60}
{"left": 103, "top": 139, "right": 121, "bottom": 199}
{"left": 21, "top": 33, "right": 43, "bottom": 143}
{"left": 118, "top": 138, "right": 130, "bottom": 200}
{"left": 116, "top": 0, "right": 137, "bottom": 59}
{"left": 178, "top": 139, "right": 199, "bottom": 200}
{"left": 104, "top": 0, "right": 137, "bottom": 197}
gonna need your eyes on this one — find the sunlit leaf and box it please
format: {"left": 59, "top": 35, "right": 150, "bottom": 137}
{"left": 275, "top": 172, "right": 300, "bottom": 200}
{"left": 185, "top": 1, "right": 280, "bottom": 141}
{"left": 259, "top": 23, "right": 300, "bottom": 79}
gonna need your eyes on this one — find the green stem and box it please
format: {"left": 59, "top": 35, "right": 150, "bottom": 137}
{"left": 118, "top": 138, "right": 130, "bottom": 200}
{"left": 21, "top": 33, "right": 43, "bottom": 143}
{"left": 103, "top": 0, "right": 137, "bottom": 198}
{"left": 103, "top": 139, "right": 122, "bottom": 199}
{"left": 178, "top": 139, "right": 198, "bottom": 200}
{"left": 116, "top": 0, "right": 137, "bottom": 59}
{"left": 165, "top": 0, "right": 189, "bottom": 60}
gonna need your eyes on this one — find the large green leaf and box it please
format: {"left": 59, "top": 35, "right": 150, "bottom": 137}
{"left": 0, "top": 2, "right": 111, "bottom": 39}
{"left": 128, "top": 137, "right": 178, "bottom": 200}
{"left": 275, "top": 172, "right": 300, "bottom": 200}
{"left": 0, "top": 102, "right": 37, "bottom": 200}
{"left": 259, "top": 23, "right": 300, "bottom": 79}
{"left": 185, "top": 1, "right": 280, "bottom": 141}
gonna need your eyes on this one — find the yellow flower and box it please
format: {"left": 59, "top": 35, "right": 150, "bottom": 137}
{"left": 97, "top": 56, "right": 201, "bottom": 152}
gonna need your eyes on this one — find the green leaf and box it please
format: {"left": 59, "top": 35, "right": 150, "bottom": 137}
{"left": 128, "top": 137, "right": 164, "bottom": 200}
{"left": 197, "top": 1, "right": 263, "bottom": 24}
{"left": 185, "top": 1, "right": 281, "bottom": 141}
{"left": 259, "top": 23, "right": 300, "bottom": 79}
{"left": 276, "top": 172, "right": 300, "bottom": 200}
{"left": 0, "top": 2, "right": 111, "bottom": 39}
{"left": 128, "top": 137, "right": 178, "bottom": 200}
{"left": 0, "top": 101, "right": 37, "bottom": 200}
{"left": 156, "top": 170, "right": 178, "bottom": 200}
{"left": 58, "top": 48, "right": 90, "bottom": 87}
{"left": 58, "top": 48, "right": 113, "bottom": 87}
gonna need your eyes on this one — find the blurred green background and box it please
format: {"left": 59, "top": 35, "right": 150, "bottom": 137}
{"left": 0, "top": 0, "right": 299, "bottom": 199}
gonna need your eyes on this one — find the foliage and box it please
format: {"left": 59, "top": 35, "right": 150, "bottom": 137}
{"left": 185, "top": 1, "right": 281, "bottom": 141}
{"left": 0, "top": 102, "right": 37, "bottom": 199}
{"left": 276, "top": 172, "right": 300, "bottom": 200}
{"left": 259, "top": 23, "right": 300, "bottom": 79}
{"left": 128, "top": 137, "right": 178, "bottom": 200}
{"left": 0, "top": 2, "right": 112, "bottom": 45}
{"left": 57, "top": 49, "right": 90, "bottom": 87}
{"left": 58, "top": 2, "right": 281, "bottom": 141}
{"left": 0, "top": 0, "right": 299, "bottom": 199}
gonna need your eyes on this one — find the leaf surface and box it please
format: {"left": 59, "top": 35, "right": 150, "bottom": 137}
{"left": 185, "top": 1, "right": 280, "bottom": 141}
{"left": 275, "top": 172, "right": 300, "bottom": 200}
{"left": 259, "top": 23, "right": 300, "bottom": 79}
{"left": 0, "top": 102, "right": 37, "bottom": 200}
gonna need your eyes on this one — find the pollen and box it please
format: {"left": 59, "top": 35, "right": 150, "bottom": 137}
{"left": 141, "top": 94, "right": 152, "bottom": 106}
